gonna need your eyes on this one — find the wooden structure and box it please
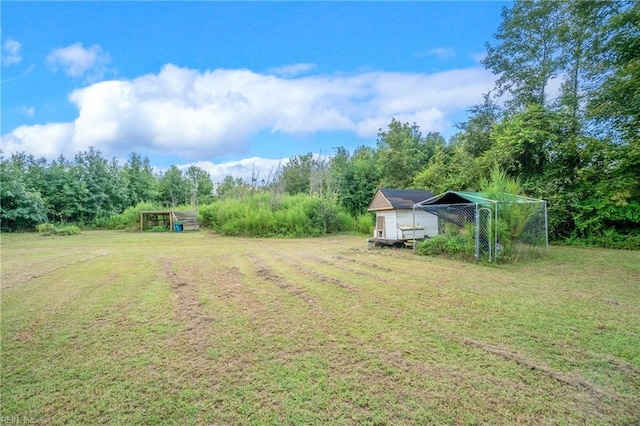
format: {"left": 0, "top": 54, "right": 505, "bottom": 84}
{"left": 367, "top": 189, "right": 437, "bottom": 247}
{"left": 139, "top": 210, "right": 200, "bottom": 232}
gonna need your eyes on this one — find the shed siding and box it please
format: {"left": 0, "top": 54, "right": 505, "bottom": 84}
{"left": 374, "top": 210, "right": 399, "bottom": 239}
{"left": 374, "top": 209, "right": 438, "bottom": 240}
{"left": 396, "top": 209, "right": 438, "bottom": 237}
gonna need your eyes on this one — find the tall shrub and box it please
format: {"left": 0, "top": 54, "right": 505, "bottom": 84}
{"left": 481, "top": 167, "right": 538, "bottom": 261}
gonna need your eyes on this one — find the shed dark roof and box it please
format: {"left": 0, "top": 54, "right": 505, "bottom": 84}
{"left": 416, "top": 191, "right": 541, "bottom": 206}
{"left": 369, "top": 188, "right": 434, "bottom": 211}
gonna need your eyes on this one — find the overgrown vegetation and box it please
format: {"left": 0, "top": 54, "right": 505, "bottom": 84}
{"left": 2, "top": 2, "right": 638, "bottom": 248}
{"left": 417, "top": 225, "right": 474, "bottom": 260}
{"left": 199, "top": 193, "right": 354, "bottom": 237}
{"left": 2, "top": 232, "right": 638, "bottom": 423}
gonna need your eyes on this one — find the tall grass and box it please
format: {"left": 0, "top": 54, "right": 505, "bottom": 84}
{"left": 199, "top": 193, "right": 355, "bottom": 237}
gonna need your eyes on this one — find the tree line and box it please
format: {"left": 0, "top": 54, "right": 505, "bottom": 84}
{"left": 2, "top": 1, "right": 638, "bottom": 248}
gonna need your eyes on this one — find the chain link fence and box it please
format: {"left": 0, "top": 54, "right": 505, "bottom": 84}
{"left": 415, "top": 200, "right": 548, "bottom": 263}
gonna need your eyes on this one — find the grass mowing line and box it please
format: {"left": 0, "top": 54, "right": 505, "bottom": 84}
{"left": 246, "top": 252, "right": 331, "bottom": 320}
{"left": 2, "top": 232, "right": 639, "bottom": 423}
{"left": 333, "top": 254, "right": 393, "bottom": 272}
{"left": 462, "top": 337, "right": 622, "bottom": 402}
{"left": 159, "top": 257, "right": 213, "bottom": 346}
{"left": 271, "top": 252, "right": 360, "bottom": 294}
{"left": 246, "top": 256, "right": 457, "bottom": 423}
{"left": 1, "top": 250, "right": 110, "bottom": 289}
{"left": 303, "top": 247, "right": 640, "bottom": 420}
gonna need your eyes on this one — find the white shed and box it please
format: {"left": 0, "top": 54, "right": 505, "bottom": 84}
{"left": 368, "top": 189, "right": 438, "bottom": 242}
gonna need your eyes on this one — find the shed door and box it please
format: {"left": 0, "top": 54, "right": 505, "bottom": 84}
{"left": 376, "top": 215, "right": 385, "bottom": 238}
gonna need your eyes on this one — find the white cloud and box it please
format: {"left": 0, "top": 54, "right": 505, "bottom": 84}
{"left": 2, "top": 39, "right": 22, "bottom": 66}
{"left": 1, "top": 64, "right": 496, "bottom": 161}
{"left": 179, "top": 157, "right": 289, "bottom": 185}
{"left": 268, "top": 63, "right": 317, "bottom": 77}
{"left": 46, "top": 42, "right": 111, "bottom": 81}
{"left": 1, "top": 123, "right": 75, "bottom": 158}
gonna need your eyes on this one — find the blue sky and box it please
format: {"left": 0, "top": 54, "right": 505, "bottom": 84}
{"left": 2, "top": 1, "right": 508, "bottom": 182}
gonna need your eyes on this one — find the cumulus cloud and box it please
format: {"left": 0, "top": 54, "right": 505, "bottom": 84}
{"left": 2, "top": 39, "right": 22, "bottom": 66}
{"left": 46, "top": 42, "right": 111, "bottom": 81}
{"left": 179, "top": 157, "right": 289, "bottom": 185}
{"left": 1, "top": 123, "right": 75, "bottom": 158}
{"left": 1, "top": 63, "right": 495, "bottom": 161}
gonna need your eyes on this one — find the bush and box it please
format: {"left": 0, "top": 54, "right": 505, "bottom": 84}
{"left": 565, "top": 229, "right": 640, "bottom": 250}
{"left": 417, "top": 232, "right": 474, "bottom": 260}
{"left": 36, "top": 223, "right": 57, "bottom": 236}
{"left": 55, "top": 225, "right": 81, "bottom": 236}
{"left": 37, "top": 223, "right": 80, "bottom": 236}
{"left": 355, "top": 213, "right": 375, "bottom": 235}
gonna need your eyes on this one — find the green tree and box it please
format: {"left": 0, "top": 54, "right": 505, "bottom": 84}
{"left": 0, "top": 155, "right": 47, "bottom": 231}
{"left": 216, "top": 175, "right": 247, "bottom": 200}
{"left": 329, "top": 146, "right": 380, "bottom": 215}
{"left": 481, "top": 167, "right": 539, "bottom": 261}
{"left": 376, "top": 119, "right": 443, "bottom": 188}
{"left": 185, "top": 165, "right": 214, "bottom": 206}
{"left": 480, "top": 104, "right": 556, "bottom": 181}
{"left": 159, "top": 165, "right": 188, "bottom": 208}
{"left": 413, "top": 143, "right": 479, "bottom": 194}
{"left": 74, "top": 147, "right": 128, "bottom": 221}
{"left": 483, "top": 0, "right": 564, "bottom": 111}
{"left": 588, "top": 2, "right": 640, "bottom": 200}
{"left": 121, "top": 153, "right": 158, "bottom": 206}
{"left": 456, "top": 92, "right": 501, "bottom": 157}
{"left": 38, "top": 156, "right": 90, "bottom": 223}
{"left": 586, "top": 2, "right": 638, "bottom": 137}
{"left": 278, "top": 153, "right": 323, "bottom": 195}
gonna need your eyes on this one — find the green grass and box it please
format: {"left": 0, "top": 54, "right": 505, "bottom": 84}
{"left": 1, "top": 231, "right": 639, "bottom": 424}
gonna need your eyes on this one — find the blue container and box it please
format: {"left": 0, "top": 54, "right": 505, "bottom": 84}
{"left": 174, "top": 224, "right": 183, "bottom": 232}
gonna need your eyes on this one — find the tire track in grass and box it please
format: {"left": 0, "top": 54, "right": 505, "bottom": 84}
{"left": 246, "top": 253, "right": 330, "bottom": 319}
{"left": 294, "top": 253, "right": 397, "bottom": 288}
{"left": 333, "top": 254, "right": 393, "bottom": 272}
{"left": 272, "top": 252, "right": 360, "bottom": 294}
{"left": 461, "top": 337, "right": 630, "bottom": 404}
{"left": 277, "top": 249, "right": 627, "bottom": 418}
{"left": 1, "top": 250, "right": 110, "bottom": 289}
{"left": 160, "top": 257, "right": 213, "bottom": 352}
{"left": 350, "top": 248, "right": 638, "bottom": 416}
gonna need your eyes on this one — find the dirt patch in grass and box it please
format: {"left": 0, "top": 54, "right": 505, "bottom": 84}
{"left": 160, "top": 257, "right": 212, "bottom": 349}
{"left": 247, "top": 253, "right": 330, "bottom": 319}
{"left": 2, "top": 233, "right": 639, "bottom": 424}
{"left": 15, "top": 317, "right": 43, "bottom": 343}
{"left": 273, "top": 252, "right": 360, "bottom": 294}
{"left": 333, "top": 254, "right": 393, "bottom": 272}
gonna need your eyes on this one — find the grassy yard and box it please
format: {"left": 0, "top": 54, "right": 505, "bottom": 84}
{"left": 1, "top": 231, "right": 639, "bottom": 424}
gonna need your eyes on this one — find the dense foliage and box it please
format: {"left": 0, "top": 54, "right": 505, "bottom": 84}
{"left": 1, "top": 1, "right": 638, "bottom": 247}
{"left": 199, "top": 193, "right": 355, "bottom": 237}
